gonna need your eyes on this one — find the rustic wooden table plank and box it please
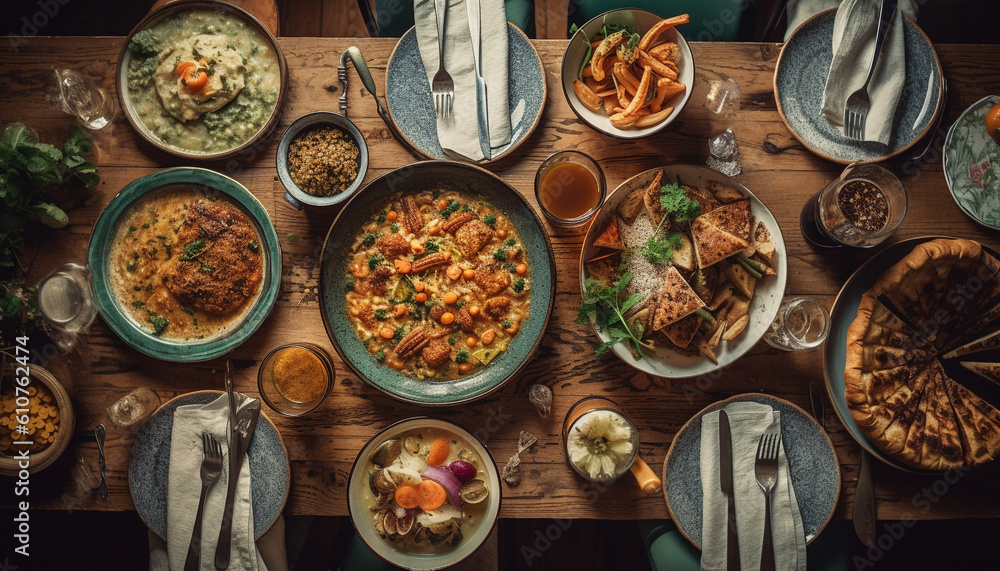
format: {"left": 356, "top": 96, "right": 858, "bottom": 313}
{"left": 2, "top": 37, "right": 1000, "bottom": 522}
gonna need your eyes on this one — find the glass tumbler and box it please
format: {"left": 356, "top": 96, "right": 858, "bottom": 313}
{"left": 534, "top": 150, "right": 606, "bottom": 228}
{"left": 800, "top": 163, "right": 907, "bottom": 248}
{"left": 107, "top": 387, "right": 161, "bottom": 430}
{"left": 763, "top": 297, "right": 831, "bottom": 351}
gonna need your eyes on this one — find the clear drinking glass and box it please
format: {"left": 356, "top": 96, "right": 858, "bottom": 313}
{"left": 44, "top": 68, "right": 116, "bottom": 130}
{"left": 534, "top": 150, "right": 606, "bottom": 228}
{"left": 800, "top": 163, "right": 907, "bottom": 248}
{"left": 763, "top": 297, "right": 831, "bottom": 351}
{"left": 529, "top": 384, "right": 552, "bottom": 417}
{"left": 107, "top": 387, "right": 161, "bottom": 430}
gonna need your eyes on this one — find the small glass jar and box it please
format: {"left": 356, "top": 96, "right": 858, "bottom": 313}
{"left": 763, "top": 297, "right": 831, "bottom": 351}
{"left": 800, "top": 163, "right": 907, "bottom": 249}
{"left": 258, "top": 343, "right": 334, "bottom": 417}
{"left": 534, "top": 150, "right": 606, "bottom": 227}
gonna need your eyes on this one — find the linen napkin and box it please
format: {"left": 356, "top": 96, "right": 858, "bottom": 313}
{"left": 413, "top": 0, "right": 512, "bottom": 161}
{"left": 150, "top": 395, "right": 265, "bottom": 571}
{"left": 820, "top": 0, "right": 908, "bottom": 145}
{"left": 700, "top": 402, "right": 806, "bottom": 571}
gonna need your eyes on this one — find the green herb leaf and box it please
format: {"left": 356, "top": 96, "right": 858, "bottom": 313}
{"left": 374, "top": 350, "right": 386, "bottom": 362}
{"left": 456, "top": 350, "right": 469, "bottom": 364}
{"left": 642, "top": 231, "right": 683, "bottom": 264}
{"left": 513, "top": 277, "right": 525, "bottom": 293}
{"left": 149, "top": 314, "right": 168, "bottom": 335}
{"left": 659, "top": 183, "right": 701, "bottom": 222}
{"left": 367, "top": 255, "right": 384, "bottom": 270}
{"left": 178, "top": 239, "right": 207, "bottom": 261}
{"left": 440, "top": 199, "right": 461, "bottom": 219}
{"left": 483, "top": 214, "right": 496, "bottom": 227}
{"left": 424, "top": 241, "right": 440, "bottom": 253}
{"left": 362, "top": 233, "right": 376, "bottom": 247}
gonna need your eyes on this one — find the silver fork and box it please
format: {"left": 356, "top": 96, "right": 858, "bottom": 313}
{"left": 754, "top": 423, "right": 781, "bottom": 571}
{"left": 843, "top": 0, "right": 898, "bottom": 141}
{"left": 431, "top": 0, "right": 454, "bottom": 118}
{"left": 184, "top": 432, "right": 224, "bottom": 571}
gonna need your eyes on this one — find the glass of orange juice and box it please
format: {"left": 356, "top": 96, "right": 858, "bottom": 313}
{"left": 258, "top": 343, "right": 334, "bottom": 417}
{"left": 534, "top": 150, "right": 606, "bottom": 227}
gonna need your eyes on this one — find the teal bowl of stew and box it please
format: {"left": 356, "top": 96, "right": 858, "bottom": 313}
{"left": 318, "top": 161, "right": 556, "bottom": 405}
{"left": 87, "top": 167, "right": 281, "bottom": 362}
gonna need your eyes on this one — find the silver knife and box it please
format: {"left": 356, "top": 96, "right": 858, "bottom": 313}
{"left": 466, "top": 0, "right": 491, "bottom": 160}
{"left": 215, "top": 367, "right": 261, "bottom": 569}
{"left": 854, "top": 450, "right": 877, "bottom": 548}
{"left": 95, "top": 423, "right": 108, "bottom": 500}
{"left": 719, "top": 410, "right": 741, "bottom": 571}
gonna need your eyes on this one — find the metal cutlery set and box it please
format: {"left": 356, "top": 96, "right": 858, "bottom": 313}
{"left": 843, "top": 0, "right": 898, "bottom": 141}
{"left": 718, "top": 410, "right": 783, "bottom": 571}
{"left": 185, "top": 361, "right": 261, "bottom": 571}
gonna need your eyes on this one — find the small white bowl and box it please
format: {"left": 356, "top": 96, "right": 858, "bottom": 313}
{"left": 561, "top": 9, "right": 695, "bottom": 139}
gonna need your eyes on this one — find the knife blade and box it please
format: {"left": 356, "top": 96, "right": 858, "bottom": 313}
{"left": 95, "top": 423, "right": 108, "bottom": 500}
{"left": 719, "top": 410, "right": 741, "bottom": 571}
{"left": 215, "top": 372, "right": 261, "bottom": 568}
{"left": 465, "top": 0, "right": 491, "bottom": 160}
{"left": 854, "top": 450, "right": 877, "bottom": 548}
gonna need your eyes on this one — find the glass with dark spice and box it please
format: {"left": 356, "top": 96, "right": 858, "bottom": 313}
{"left": 800, "top": 164, "right": 906, "bottom": 248}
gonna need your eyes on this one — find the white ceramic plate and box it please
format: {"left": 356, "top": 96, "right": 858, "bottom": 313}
{"left": 579, "top": 165, "right": 787, "bottom": 378}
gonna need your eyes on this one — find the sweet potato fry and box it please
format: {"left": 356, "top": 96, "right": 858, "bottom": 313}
{"left": 649, "top": 77, "right": 672, "bottom": 112}
{"left": 622, "top": 66, "right": 652, "bottom": 116}
{"left": 657, "top": 81, "right": 687, "bottom": 103}
{"left": 591, "top": 31, "right": 625, "bottom": 82}
{"left": 649, "top": 42, "right": 681, "bottom": 64}
{"left": 573, "top": 79, "right": 603, "bottom": 112}
{"left": 637, "top": 50, "right": 678, "bottom": 81}
{"left": 603, "top": 94, "right": 618, "bottom": 115}
{"left": 613, "top": 62, "right": 640, "bottom": 95}
{"left": 594, "top": 87, "right": 616, "bottom": 98}
{"left": 610, "top": 112, "right": 638, "bottom": 128}
{"left": 584, "top": 76, "right": 610, "bottom": 94}
{"left": 638, "top": 14, "right": 691, "bottom": 52}
{"left": 633, "top": 106, "right": 673, "bottom": 128}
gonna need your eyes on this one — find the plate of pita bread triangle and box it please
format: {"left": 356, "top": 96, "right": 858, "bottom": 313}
{"left": 829, "top": 237, "right": 1000, "bottom": 473}
{"left": 578, "top": 165, "right": 787, "bottom": 378}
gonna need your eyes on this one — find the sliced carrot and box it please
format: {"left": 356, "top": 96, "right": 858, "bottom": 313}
{"left": 176, "top": 61, "right": 197, "bottom": 78}
{"left": 414, "top": 281, "right": 426, "bottom": 292}
{"left": 462, "top": 268, "right": 476, "bottom": 279}
{"left": 386, "top": 210, "right": 398, "bottom": 221}
{"left": 504, "top": 321, "right": 519, "bottom": 335}
{"left": 481, "top": 330, "right": 495, "bottom": 345}
{"left": 446, "top": 265, "right": 462, "bottom": 281}
{"left": 468, "top": 305, "right": 480, "bottom": 317}
{"left": 410, "top": 240, "right": 425, "bottom": 254}
{"left": 426, "top": 438, "right": 450, "bottom": 465}
{"left": 395, "top": 259, "right": 411, "bottom": 274}
{"left": 443, "top": 291, "right": 458, "bottom": 305}
{"left": 380, "top": 327, "right": 394, "bottom": 339}
{"left": 415, "top": 292, "right": 428, "bottom": 303}
{"left": 418, "top": 480, "right": 447, "bottom": 511}
{"left": 437, "top": 199, "right": 449, "bottom": 210}
{"left": 458, "top": 363, "right": 472, "bottom": 373}
{"left": 515, "top": 263, "right": 527, "bottom": 275}
{"left": 182, "top": 68, "right": 208, "bottom": 91}
{"left": 393, "top": 304, "right": 407, "bottom": 317}
{"left": 466, "top": 336, "right": 478, "bottom": 347}
{"left": 395, "top": 483, "right": 422, "bottom": 509}
{"left": 440, "top": 312, "right": 455, "bottom": 325}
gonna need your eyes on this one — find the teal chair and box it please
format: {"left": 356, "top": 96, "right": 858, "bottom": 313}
{"left": 357, "top": 0, "right": 535, "bottom": 38}
{"left": 639, "top": 519, "right": 854, "bottom": 570}
{"left": 566, "top": 0, "right": 783, "bottom": 41}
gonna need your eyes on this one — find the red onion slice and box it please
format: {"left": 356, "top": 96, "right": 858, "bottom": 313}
{"left": 421, "top": 464, "right": 464, "bottom": 508}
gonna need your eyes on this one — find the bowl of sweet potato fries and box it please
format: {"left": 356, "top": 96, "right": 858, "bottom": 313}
{"left": 562, "top": 10, "right": 694, "bottom": 139}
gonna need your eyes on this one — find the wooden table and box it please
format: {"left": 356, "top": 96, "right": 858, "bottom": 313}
{"left": 3, "top": 37, "right": 1000, "bottom": 524}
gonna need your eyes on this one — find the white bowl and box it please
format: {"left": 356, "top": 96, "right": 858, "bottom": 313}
{"left": 347, "top": 417, "right": 502, "bottom": 570}
{"left": 561, "top": 9, "right": 695, "bottom": 139}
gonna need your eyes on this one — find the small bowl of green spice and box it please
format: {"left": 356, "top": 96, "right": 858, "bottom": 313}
{"left": 277, "top": 111, "right": 369, "bottom": 209}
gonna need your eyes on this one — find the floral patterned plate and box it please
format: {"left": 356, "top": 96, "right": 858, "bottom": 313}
{"left": 944, "top": 95, "right": 1000, "bottom": 229}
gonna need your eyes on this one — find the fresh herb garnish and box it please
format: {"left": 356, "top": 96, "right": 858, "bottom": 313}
{"left": 178, "top": 239, "right": 207, "bottom": 261}
{"left": 376, "top": 210, "right": 387, "bottom": 224}
{"left": 392, "top": 327, "right": 405, "bottom": 342}
{"left": 448, "top": 335, "right": 458, "bottom": 346}
{"left": 456, "top": 350, "right": 469, "bottom": 364}
{"left": 374, "top": 350, "right": 386, "bottom": 362}
{"left": 390, "top": 222, "right": 399, "bottom": 233}
{"left": 362, "top": 233, "right": 376, "bottom": 247}
{"left": 660, "top": 182, "right": 701, "bottom": 222}
{"left": 374, "top": 309, "right": 388, "bottom": 321}
{"left": 149, "top": 314, "right": 168, "bottom": 335}
{"left": 576, "top": 273, "right": 651, "bottom": 357}
{"left": 132, "top": 300, "right": 145, "bottom": 308}
{"left": 198, "top": 262, "right": 216, "bottom": 273}
{"left": 504, "top": 238, "right": 516, "bottom": 247}
{"left": 501, "top": 318, "right": 513, "bottom": 329}
{"left": 493, "top": 248, "right": 508, "bottom": 262}
{"left": 440, "top": 200, "right": 461, "bottom": 219}
{"left": 344, "top": 279, "right": 355, "bottom": 293}
{"left": 642, "top": 231, "right": 683, "bottom": 265}
{"left": 513, "top": 277, "right": 525, "bottom": 293}
{"left": 367, "top": 255, "right": 384, "bottom": 270}
{"left": 425, "top": 241, "right": 440, "bottom": 253}
{"left": 483, "top": 214, "right": 496, "bottom": 227}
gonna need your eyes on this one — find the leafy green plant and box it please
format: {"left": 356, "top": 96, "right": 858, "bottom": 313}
{"left": 0, "top": 123, "right": 99, "bottom": 269}
{"left": 576, "top": 273, "right": 651, "bottom": 357}
{"left": 640, "top": 182, "right": 701, "bottom": 264}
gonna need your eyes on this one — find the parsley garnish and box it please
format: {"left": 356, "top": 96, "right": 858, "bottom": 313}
{"left": 513, "top": 277, "right": 525, "bottom": 293}
{"left": 149, "top": 314, "right": 168, "bottom": 335}
{"left": 659, "top": 182, "right": 702, "bottom": 222}
{"left": 132, "top": 300, "right": 145, "bottom": 308}
{"left": 390, "top": 222, "right": 399, "bottom": 233}
{"left": 198, "top": 262, "right": 216, "bottom": 273}
{"left": 448, "top": 335, "right": 458, "bottom": 346}
{"left": 483, "top": 214, "right": 496, "bottom": 227}
{"left": 456, "top": 350, "right": 469, "bottom": 364}
{"left": 493, "top": 248, "right": 508, "bottom": 262}
{"left": 374, "top": 309, "right": 388, "bottom": 321}
{"left": 376, "top": 210, "right": 387, "bottom": 224}
{"left": 392, "top": 327, "right": 405, "bottom": 342}
{"left": 440, "top": 200, "right": 461, "bottom": 219}
{"left": 367, "top": 255, "right": 384, "bottom": 270}
{"left": 362, "top": 233, "right": 376, "bottom": 247}
{"left": 425, "top": 241, "right": 440, "bottom": 253}
{"left": 178, "top": 239, "right": 207, "bottom": 261}
{"left": 374, "top": 350, "right": 386, "bottom": 362}
{"left": 642, "top": 231, "right": 684, "bottom": 265}
{"left": 576, "top": 273, "right": 651, "bottom": 357}
{"left": 501, "top": 318, "right": 513, "bottom": 329}
{"left": 344, "top": 280, "right": 355, "bottom": 293}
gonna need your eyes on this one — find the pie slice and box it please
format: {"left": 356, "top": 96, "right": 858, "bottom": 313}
{"left": 944, "top": 377, "right": 1000, "bottom": 466}
{"left": 913, "top": 369, "right": 965, "bottom": 471}
{"left": 944, "top": 329, "right": 1000, "bottom": 359}
{"left": 959, "top": 362, "right": 1000, "bottom": 389}
{"left": 651, "top": 265, "right": 705, "bottom": 331}
{"left": 592, "top": 216, "right": 624, "bottom": 250}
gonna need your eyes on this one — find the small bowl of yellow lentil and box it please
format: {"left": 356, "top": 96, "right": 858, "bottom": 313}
{"left": 277, "top": 111, "right": 369, "bottom": 209}
{"left": 257, "top": 343, "right": 335, "bottom": 417}
{"left": 0, "top": 361, "right": 75, "bottom": 476}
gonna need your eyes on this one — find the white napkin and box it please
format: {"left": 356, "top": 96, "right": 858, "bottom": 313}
{"left": 414, "top": 0, "right": 512, "bottom": 161}
{"left": 700, "top": 402, "right": 806, "bottom": 571}
{"left": 783, "top": 0, "right": 918, "bottom": 41}
{"left": 820, "top": 0, "right": 910, "bottom": 145}
{"left": 151, "top": 395, "right": 266, "bottom": 571}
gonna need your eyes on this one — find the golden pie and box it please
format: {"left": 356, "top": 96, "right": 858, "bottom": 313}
{"left": 845, "top": 238, "right": 1000, "bottom": 470}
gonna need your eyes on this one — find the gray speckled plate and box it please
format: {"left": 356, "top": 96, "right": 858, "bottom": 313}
{"left": 774, "top": 9, "right": 943, "bottom": 164}
{"left": 129, "top": 391, "right": 289, "bottom": 540}
{"left": 87, "top": 168, "right": 281, "bottom": 362}
{"left": 385, "top": 23, "right": 545, "bottom": 163}
{"left": 662, "top": 394, "right": 840, "bottom": 548}
{"left": 943, "top": 96, "right": 1000, "bottom": 229}
{"left": 318, "top": 161, "right": 555, "bottom": 405}
{"left": 579, "top": 166, "right": 787, "bottom": 379}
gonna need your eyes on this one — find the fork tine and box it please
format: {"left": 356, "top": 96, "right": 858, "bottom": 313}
{"left": 202, "top": 432, "right": 208, "bottom": 454}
